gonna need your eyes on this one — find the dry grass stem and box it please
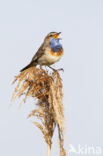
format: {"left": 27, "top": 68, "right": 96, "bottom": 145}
{"left": 48, "top": 144, "right": 51, "bottom": 156}
{"left": 12, "top": 66, "right": 66, "bottom": 156}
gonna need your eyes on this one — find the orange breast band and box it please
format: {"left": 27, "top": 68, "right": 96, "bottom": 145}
{"left": 50, "top": 49, "right": 63, "bottom": 57}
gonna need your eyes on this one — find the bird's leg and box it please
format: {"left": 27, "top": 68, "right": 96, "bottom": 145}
{"left": 47, "top": 66, "right": 64, "bottom": 72}
{"left": 47, "top": 66, "right": 56, "bottom": 71}
{"left": 57, "top": 68, "right": 64, "bottom": 72}
{"left": 40, "top": 65, "right": 42, "bottom": 69}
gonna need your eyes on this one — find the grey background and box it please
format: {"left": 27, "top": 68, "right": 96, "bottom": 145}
{"left": 0, "top": 0, "right": 103, "bottom": 155}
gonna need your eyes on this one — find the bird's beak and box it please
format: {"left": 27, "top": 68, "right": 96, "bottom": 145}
{"left": 58, "top": 32, "right": 61, "bottom": 35}
{"left": 55, "top": 32, "right": 61, "bottom": 39}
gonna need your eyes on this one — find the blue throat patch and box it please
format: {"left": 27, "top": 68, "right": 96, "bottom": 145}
{"left": 50, "top": 38, "right": 62, "bottom": 52}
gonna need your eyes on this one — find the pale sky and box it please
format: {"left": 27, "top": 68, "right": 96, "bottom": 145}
{"left": 0, "top": 0, "right": 103, "bottom": 156}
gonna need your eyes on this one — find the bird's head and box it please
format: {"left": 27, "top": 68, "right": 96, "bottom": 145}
{"left": 44, "top": 32, "right": 61, "bottom": 42}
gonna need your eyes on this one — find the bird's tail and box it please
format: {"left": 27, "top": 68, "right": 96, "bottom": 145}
{"left": 20, "top": 61, "right": 37, "bottom": 72}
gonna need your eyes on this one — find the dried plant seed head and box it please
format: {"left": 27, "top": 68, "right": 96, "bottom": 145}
{"left": 12, "top": 66, "right": 66, "bottom": 156}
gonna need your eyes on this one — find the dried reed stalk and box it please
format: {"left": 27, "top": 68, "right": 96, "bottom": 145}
{"left": 48, "top": 144, "right": 51, "bottom": 156}
{"left": 12, "top": 66, "right": 66, "bottom": 156}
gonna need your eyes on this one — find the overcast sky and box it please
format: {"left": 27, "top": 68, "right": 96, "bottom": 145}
{"left": 0, "top": 0, "right": 103, "bottom": 156}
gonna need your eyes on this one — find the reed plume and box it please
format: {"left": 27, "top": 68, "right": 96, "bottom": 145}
{"left": 12, "top": 66, "right": 66, "bottom": 156}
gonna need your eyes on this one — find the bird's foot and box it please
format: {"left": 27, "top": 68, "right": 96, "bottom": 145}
{"left": 57, "top": 68, "right": 64, "bottom": 72}
{"left": 47, "top": 66, "right": 64, "bottom": 72}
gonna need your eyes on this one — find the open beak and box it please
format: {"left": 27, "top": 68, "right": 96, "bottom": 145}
{"left": 55, "top": 32, "right": 62, "bottom": 39}
{"left": 58, "top": 32, "right": 61, "bottom": 35}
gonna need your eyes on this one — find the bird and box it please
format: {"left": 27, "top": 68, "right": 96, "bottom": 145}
{"left": 20, "top": 32, "right": 64, "bottom": 72}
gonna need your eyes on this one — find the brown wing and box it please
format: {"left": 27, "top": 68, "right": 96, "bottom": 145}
{"left": 20, "top": 43, "right": 45, "bottom": 72}
{"left": 31, "top": 43, "right": 45, "bottom": 63}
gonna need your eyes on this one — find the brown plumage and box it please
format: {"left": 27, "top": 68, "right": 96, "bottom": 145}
{"left": 20, "top": 44, "right": 44, "bottom": 72}
{"left": 20, "top": 32, "right": 63, "bottom": 72}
